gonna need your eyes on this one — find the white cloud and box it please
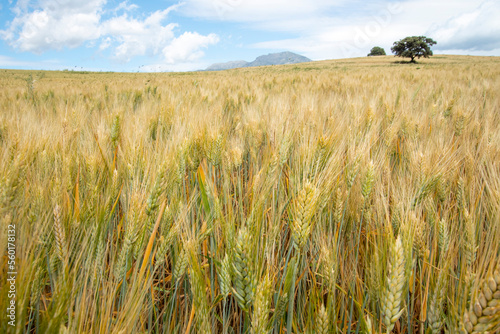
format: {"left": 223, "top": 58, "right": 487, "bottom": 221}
{"left": 115, "top": 1, "right": 138, "bottom": 12}
{"left": 1, "top": 1, "right": 219, "bottom": 64}
{"left": 99, "top": 36, "right": 112, "bottom": 50}
{"left": 101, "top": 9, "right": 179, "bottom": 62}
{"left": 162, "top": 32, "right": 219, "bottom": 64}
{"left": 2, "top": 0, "right": 103, "bottom": 53}
{"left": 247, "top": 1, "right": 408, "bottom": 59}
{"left": 427, "top": 1, "right": 500, "bottom": 52}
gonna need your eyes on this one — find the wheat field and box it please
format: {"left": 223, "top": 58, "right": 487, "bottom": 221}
{"left": 1, "top": 55, "right": 499, "bottom": 333}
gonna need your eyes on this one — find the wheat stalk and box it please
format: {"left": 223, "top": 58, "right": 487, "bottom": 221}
{"left": 31, "top": 260, "right": 45, "bottom": 305}
{"left": 412, "top": 175, "right": 440, "bottom": 207}
{"left": 187, "top": 242, "right": 212, "bottom": 333}
{"left": 456, "top": 176, "right": 465, "bottom": 212}
{"left": 427, "top": 268, "right": 448, "bottom": 333}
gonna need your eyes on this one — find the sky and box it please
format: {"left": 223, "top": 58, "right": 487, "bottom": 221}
{"left": 0, "top": 0, "right": 499, "bottom": 72}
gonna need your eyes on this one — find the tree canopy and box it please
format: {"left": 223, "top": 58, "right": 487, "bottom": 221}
{"left": 368, "top": 46, "right": 386, "bottom": 56}
{"left": 391, "top": 36, "right": 437, "bottom": 62}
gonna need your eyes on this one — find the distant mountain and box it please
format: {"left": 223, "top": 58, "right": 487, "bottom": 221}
{"left": 205, "top": 51, "right": 311, "bottom": 71}
{"left": 206, "top": 60, "right": 248, "bottom": 71}
{"left": 246, "top": 51, "right": 311, "bottom": 67}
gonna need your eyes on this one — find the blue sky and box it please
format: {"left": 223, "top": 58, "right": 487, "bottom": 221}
{"left": 0, "top": 0, "right": 499, "bottom": 72}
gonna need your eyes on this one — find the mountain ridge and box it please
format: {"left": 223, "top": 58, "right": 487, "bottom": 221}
{"left": 205, "top": 51, "right": 311, "bottom": 71}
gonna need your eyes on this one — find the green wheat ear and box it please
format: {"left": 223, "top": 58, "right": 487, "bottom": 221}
{"left": 154, "top": 222, "right": 178, "bottom": 270}
{"left": 381, "top": 235, "right": 406, "bottom": 333}
{"left": 427, "top": 268, "right": 448, "bottom": 333}
{"left": 232, "top": 227, "right": 255, "bottom": 312}
{"left": 114, "top": 194, "right": 142, "bottom": 279}
{"left": 361, "top": 160, "right": 375, "bottom": 199}
{"left": 172, "top": 247, "right": 188, "bottom": 283}
{"left": 110, "top": 114, "right": 121, "bottom": 148}
{"left": 218, "top": 254, "right": 232, "bottom": 299}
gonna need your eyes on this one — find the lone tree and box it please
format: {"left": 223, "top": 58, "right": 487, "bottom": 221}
{"left": 391, "top": 36, "right": 437, "bottom": 63}
{"left": 368, "top": 46, "right": 386, "bottom": 56}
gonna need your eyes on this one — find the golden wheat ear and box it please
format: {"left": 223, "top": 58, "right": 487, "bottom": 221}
{"left": 290, "top": 182, "right": 319, "bottom": 251}
{"left": 53, "top": 204, "right": 67, "bottom": 264}
{"left": 462, "top": 267, "right": 500, "bottom": 333}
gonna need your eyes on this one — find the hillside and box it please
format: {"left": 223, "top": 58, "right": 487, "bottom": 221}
{"left": 246, "top": 51, "right": 311, "bottom": 67}
{"left": 205, "top": 51, "right": 311, "bottom": 70}
{"left": 206, "top": 60, "right": 249, "bottom": 71}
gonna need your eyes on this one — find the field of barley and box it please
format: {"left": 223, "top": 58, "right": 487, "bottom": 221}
{"left": 1, "top": 55, "right": 500, "bottom": 333}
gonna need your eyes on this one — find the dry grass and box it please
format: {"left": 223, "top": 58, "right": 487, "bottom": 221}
{"left": 0, "top": 55, "right": 500, "bottom": 333}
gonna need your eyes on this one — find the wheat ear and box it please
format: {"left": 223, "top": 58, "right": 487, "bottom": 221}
{"left": 427, "top": 268, "right": 447, "bottom": 333}
{"left": 381, "top": 235, "right": 406, "bottom": 333}
{"left": 251, "top": 275, "right": 272, "bottom": 334}
{"left": 316, "top": 303, "right": 329, "bottom": 334}
{"left": 53, "top": 204, "right": 67, "bottom": 263}
{"left": 462, "top": 267, "right": 500, "bottom": 333}
{"left": 114, "top": 198, "right": 141, "bottom": 279}
{"left": 232, "top": 227, "right": 255, "bottom": 312}
{"left": 172, "top": 247, "right": 188, "bottom": 283}
{"left": 218, "top": 254, "right": 232, "bottom": 299}
{"left": 291, "top": 182, "right": 319, "bottom": 250}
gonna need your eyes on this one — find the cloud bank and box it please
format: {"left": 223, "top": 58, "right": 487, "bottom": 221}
{"left": 180, "top": 0, "right": 500, "bottom": 60}
{"left": 427, "top": 1, "right": 500, "bottom": 52}
{"left": 0, "top": 0, "right": 219, "bottom": 64}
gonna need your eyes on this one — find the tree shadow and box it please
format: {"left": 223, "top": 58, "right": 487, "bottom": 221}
{"left": 393, "top": 60, "right": 418, "bottom": 64}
